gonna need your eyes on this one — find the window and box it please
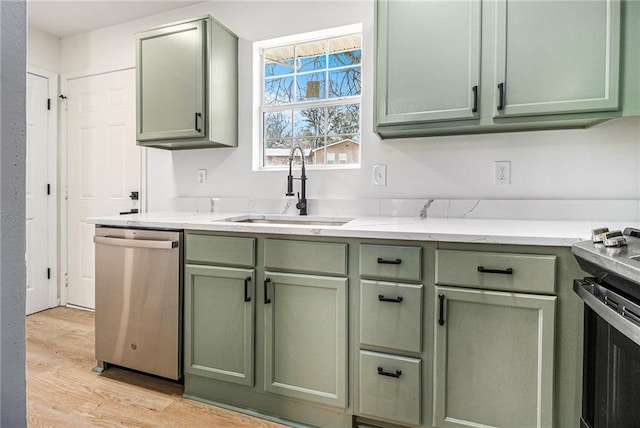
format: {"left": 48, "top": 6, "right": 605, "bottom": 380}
{"left": 255, "top": 25, "right": 362, "bottom": 169}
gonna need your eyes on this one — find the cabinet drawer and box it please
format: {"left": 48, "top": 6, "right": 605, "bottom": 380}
{"left": 435, "top": 250, "right": 556, "bottom": 294}
{"left": 359, "top": 350, "right": 421, "bottom": 426}
{"left": 360, "top": 280, "right": 422, "bottom": 353}
{"left": 186, "top": 234, "right": 255, "bottom": 267}
{"left": 360, "top": 244, "right": 421, "bottom": 282}
{"left": 264, "top": 239, "right": 347, "bottom": 276}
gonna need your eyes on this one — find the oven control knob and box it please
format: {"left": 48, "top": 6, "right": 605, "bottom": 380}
{"left": 592, "top": 227, "right": 610, "bottom": 243}
{"left": 603, "top": 230, "right": 627, "bottom": 248}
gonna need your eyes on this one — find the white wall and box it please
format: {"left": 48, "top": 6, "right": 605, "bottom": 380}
{"left": 27, "top": 27, "right": 60, "bottom": 72}
{"left": 59, "top": 0, "right": 640, "bottom": 211}
{"left": 0, "top": 0, "right": 27, "bottom": 426}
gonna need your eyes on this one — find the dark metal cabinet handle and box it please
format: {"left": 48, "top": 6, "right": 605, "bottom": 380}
{"left": 472, "top": 85, "right": 478, "bottom": 113}
{"left": 477, "top": 266, "right": 514, "bottom": 275}
{"left": 378, "top": 294, "right": 403, "bottom": 303}
{"left": 497, "top": 82, "right": 505, "bottom": 111}
{"left": 377, "top": 257, "right": 402, "bottom": 265}
{"left": 377, "top": 366, "right": 402, "bottom": 378}
{"left": 195, "top": 112, "right": 202, "bottom": 133}
{"left": 264, "top": 278, "right": 271, "bottom": 304}
{"left": 244, "top": 277, "right": 252, "bottom": 302}
{"left": 438, "top": 294, "right": 445, "bottom": 326}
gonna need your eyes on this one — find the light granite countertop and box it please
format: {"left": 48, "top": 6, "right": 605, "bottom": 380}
{"left": 86, "top": 211, "right": 636, "bottom": 247}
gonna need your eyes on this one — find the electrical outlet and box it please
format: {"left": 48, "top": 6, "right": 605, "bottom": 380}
{"left": 494, "top": 161, "right": 511, "bottom": 185}
{"left": 197, "top": 169, "right": 207, "bottom": 186}
{"left": 373, "top": 164, "right": 387, "bottom": 186}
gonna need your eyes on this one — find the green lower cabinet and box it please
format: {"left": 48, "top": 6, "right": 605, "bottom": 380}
{"left": 360, "top": 280, "right": 423, "bottom": 353}
{"left": 433, "top": 286, "right": 556, "bottom": 428}
{"left": 184, "top": 265, "right": 255, "bottom": 386}
{"left": 359, "top": 350, "right": 422, "bottom": 426}
{"left": 264, "top": 271, "right": 348, "bottom": 408}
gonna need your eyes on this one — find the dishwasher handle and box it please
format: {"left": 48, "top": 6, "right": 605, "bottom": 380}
{"left": 94, "top": 235, "right": 179, "bottom": 250}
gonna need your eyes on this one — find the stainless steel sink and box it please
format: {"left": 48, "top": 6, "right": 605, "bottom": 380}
{"left": 226, "top": 215, "right": 351, "bottom": 227}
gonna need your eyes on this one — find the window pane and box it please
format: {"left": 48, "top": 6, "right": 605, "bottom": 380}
{"left": 264, "top": 110, "right": 292, "bottom": 139}
{"left": 295, "top": 137, "right": 324, "bottom": 166}
{"left": 294, "top": 107, "right": 326, "bottom": 137}
{"left": 264, "top": 138, "right": 294, "bottom": 167}
{"left": 327, "top": 104, "right": 360, "bottom": 135}
{"left": 325, "top": 134, "right": 359, "bottom": 165}
{"left": 296, "top": 41, "right": 326, "bottom": 72}
{"left": 264, "top": 46, "right": 295, "bottom": 77}
{"left": 264, "top": 60, "right": 294, "bottom": 77}
{"left": 297, "top": 72, "right": 326, "bottom": 101}
{"left": 329, "top": 67, "right": 361, "bottom": 98}
{"left": 328, "top": 34, "right": 361, "bottom": 59}
{"left": 264, "top": 76, "right": 294, "bottom": 105}
{"left": 329, "top": 49, "right": 361, "bottom": 68}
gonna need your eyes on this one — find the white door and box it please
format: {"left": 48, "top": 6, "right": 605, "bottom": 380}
{"left": 26, "top": 73, "right": 52, "bottom": 315}
{"left": 66, "top": 69, "right": 141, "bottom": 309}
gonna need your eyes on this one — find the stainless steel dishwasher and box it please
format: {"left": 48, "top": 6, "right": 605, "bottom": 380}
{"left": 93, "top": 226, "right": 183, "bottom": 380}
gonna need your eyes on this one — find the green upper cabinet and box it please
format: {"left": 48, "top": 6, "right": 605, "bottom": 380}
{"left": 375, "top": 0, "right": 633, "bottom": 138}
{"left": 136, "top": 17, "right": 238, "bottom": 150}
{"left": 376, "top": 0, "right": 481, "bottom": 125}
{"left": 137, "top": 20, "right": 206, "bottom": 142}
{"left": 494, "top": 0, "right": 620, "bottom": 117}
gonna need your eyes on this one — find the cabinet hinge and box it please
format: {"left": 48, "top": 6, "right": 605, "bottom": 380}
{"left": 47, "top": 98, "right": 51, "bottom": 110}
{"left": 64, "top": 272, "right": 69, "bottom": 287}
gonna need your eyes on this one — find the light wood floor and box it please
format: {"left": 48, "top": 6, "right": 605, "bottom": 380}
{"left": 27, "top": 307, "right": 287, "bottom": 427}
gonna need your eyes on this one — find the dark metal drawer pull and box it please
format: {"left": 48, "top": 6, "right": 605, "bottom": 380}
{"left": 377, "top": 257, "right": 402, "bottom": 265}
{"left": 244, "top": 277, "right": 252, "bottom": 302}
{"left": 264, "top": 278, "right": 271, "bottom": 304}
{"left": 497, "top": 82, "right": 505, "bottom": 111}
{"left": 195, "top": 112, "right": 202, "bottom": 133}
{"left": 377, "top": 366, "right": 402, "bottom": 378}
{"left": 477, "top": 266, "right": 513, "bottom": 275}
{"left": 378, "top": 294, "right": 402, "bottom": 303}
{"left": 472, "top": 85, "right": 478, "bottom": 113}
{"left": 438, "top": 294, "right": 445, "bottom": 326}
{"left": 378, "top": 294, "right": 403, "bottom": 303}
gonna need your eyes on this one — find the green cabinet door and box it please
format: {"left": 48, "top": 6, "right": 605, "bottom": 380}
{"left": 494, "top": 0, "right": 620, "bottom": 117}
{"left": 376, "top": 0, "right": 481, "bottom": 125}
{"left": 137, "top": 19, "right": 206, "bottom": 141}
{"left": 433, "top": 286, "right": 556, "bottom": 428}
{"left": 264, "top": 272, "right": 348, "bottom": 408}
{"left": 184, "top": 265, "right": 254, "bottom": 386}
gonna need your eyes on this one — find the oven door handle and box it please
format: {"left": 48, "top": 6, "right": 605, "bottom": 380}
{"left": 94, "top": 235, "right": 179, "bottom": 250}
{"left": 574, "top": 279, "right": 640, "bottom": 348}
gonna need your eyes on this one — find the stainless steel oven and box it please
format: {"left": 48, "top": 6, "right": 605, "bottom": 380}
{"left": 573, "top": 228, "right": 640, "bottom": 428}
{"left": 93, "top": 226, "right": 183, "bottom": 380}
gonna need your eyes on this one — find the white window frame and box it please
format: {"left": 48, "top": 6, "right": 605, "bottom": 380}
{"left": 252, "top": 23, "right": 363, "bottom": 171}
